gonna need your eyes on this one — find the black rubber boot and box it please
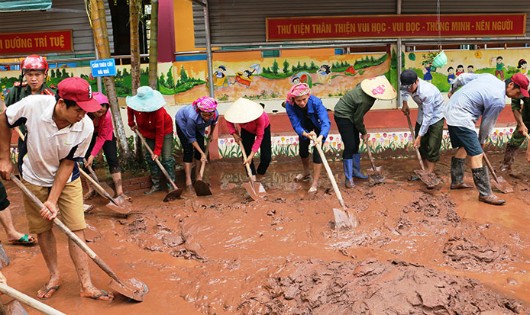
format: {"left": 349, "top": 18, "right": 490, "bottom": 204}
{"left": 471, "top": 166, "right": 505, "bottom": 205}
{"left": 450, "top": 157, "right": 473, "bottom": 189}
{"left": 500, "top": 144, "right": 519, "bottom": 172}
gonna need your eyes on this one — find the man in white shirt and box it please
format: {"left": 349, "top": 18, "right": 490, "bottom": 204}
{"left": 0, "top": 77, "right": 113, "bottom": 301}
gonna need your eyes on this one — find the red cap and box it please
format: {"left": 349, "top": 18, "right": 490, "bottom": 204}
{"left": 511, "top": 73, "right": 529, "bottom": 98}
{"left": 57, "top": 77, "right": 101, "bottom": 112}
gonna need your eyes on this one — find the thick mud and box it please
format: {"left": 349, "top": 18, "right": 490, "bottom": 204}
{"left": 1, "top": 151, "right": 529, "bottom": 314}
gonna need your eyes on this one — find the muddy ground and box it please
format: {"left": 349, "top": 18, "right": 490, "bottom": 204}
{"left": 1, "top": 151, "right": 529, "bottom": 314}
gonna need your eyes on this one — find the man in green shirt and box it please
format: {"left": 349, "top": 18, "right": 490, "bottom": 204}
{"left": 500, "top": 96, "right": 530, "bottom": 171}
{"left": 334, "top": 76, "right": 396, "bottom": 188}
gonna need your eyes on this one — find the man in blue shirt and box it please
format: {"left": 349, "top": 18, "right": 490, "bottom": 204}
{"left": 444, "top": 73, "right": 529, "bottom": 205}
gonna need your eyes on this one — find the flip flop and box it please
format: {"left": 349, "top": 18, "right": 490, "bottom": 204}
{"left": 37, "top": 284, "right": 60, "bottom": 300}
{"left": 81, "top": 289, "right": 114, "bottom": 301}
{"left": 9, "top": 234, "right": 37, "bottom": 246}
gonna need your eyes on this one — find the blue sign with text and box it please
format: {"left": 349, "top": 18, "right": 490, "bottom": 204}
{"left": 90, "top": 59, "right": 116, "bottom": 77}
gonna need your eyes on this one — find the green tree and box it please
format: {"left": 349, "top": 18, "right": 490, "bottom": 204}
{"left": 159, "top": 73, "right": 166, "bottom": 87}
{"left": 282, "top": 60, "right": 290, "bottom": 74}
{"left": 166, "top": 67, "right": 175, "bottom": 87}
{"left": 271, "top": 60, "right": 279, "bottom": 75}
{"left": 178, "top": 66, "right": 187, "bottom": 83}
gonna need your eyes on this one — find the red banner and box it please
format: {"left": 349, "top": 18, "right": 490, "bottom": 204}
{"left": 266, "top": 14, "right": 527, "bottom": 41}
{"left": 0, "top": 30, "right": 73, "bottom": 54}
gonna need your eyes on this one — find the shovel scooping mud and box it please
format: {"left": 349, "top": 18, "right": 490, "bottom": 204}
{"left": 10, "top": 175, "right": 149, "bottom": 302}
{"left": 482, "top": 152, "right": 513, "bottom": 194}
{"left": 194, "top": 139, "right": 212, "bottom": 196}
{"left": 238, "top": 142, "right": 264, "bottom": 201}
{"left": 134, "top": 130, "right": 183, "bottom": 201}
{"left": 364, "top": 140, "right": 385, "bottom": 185}
{"left": 79, "top": 167, "right": 132, "bottom": 215}
{"left": 311, "top": 136, "right": 358, "bottom": 229}
{"left": 405, "top": 113, "right": 440, "bottom": 189}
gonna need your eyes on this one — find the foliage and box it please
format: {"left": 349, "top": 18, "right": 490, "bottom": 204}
{"left": 354, "top": 54, "right": 388, "bottom": 70}
{"left": 282, "top": 60, "right": 290, "bottom": 74}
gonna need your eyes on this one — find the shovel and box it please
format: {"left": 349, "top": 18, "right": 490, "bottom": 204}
{"left": 194, "top": 140, "right": 212, "bottom": 196}
{"left": 79, "top": 167, "right": 131, "bottom": 215}
{"left": 482, "top": 152, "right": 513, "bottom": 193}
{"left": 238, "top": 142, "right": 263, "bottom": 200}
{"left": 10, "top": 175, "right": 148, "bottom": 302}
{"left": 364, "top": 140, "right": 385, "bottom": 184}
{"left": 134, "top": 130, "right": 183, "bottom": 201}
{"left": 311, "top": 136, "right": 358, "bottom": 229}
{"left": 405, "top": 113, "right": 440, "bottom": 188}
{"left": 83, "top": 159, "right": 115, "bottom": 196}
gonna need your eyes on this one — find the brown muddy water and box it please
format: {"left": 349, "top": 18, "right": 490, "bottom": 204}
{"left": 1, "top": 151, "right": 529, "bottom": 314}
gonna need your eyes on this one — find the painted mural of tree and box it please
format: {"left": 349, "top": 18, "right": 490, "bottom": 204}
{"left": 282, "top": 60, "right": 290, "bottom": 74}
{"left": 271, "top": 60, "right": 279, "bottom": 75}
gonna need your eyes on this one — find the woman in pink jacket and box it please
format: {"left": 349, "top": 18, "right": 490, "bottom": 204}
{"left": 84, "top": 92, "right": 127, "bottom": 201}
{"left": 225, "top": 98, "right": 271, "bottom": 179}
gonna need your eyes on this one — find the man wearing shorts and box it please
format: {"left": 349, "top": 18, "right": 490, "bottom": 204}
{"left": 444, "top": 73, "right": 529, "bottom": 205}
{"left": 400, "top": 70, "right": 445, "bottom": 182}
{"left": 0, "top": 77, "right": 113, "bottom": 301}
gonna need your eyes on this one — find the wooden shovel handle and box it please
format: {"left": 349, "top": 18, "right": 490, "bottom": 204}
{"left": 238, "top": 142, "right": 255, "bottom": 181}
{"left": 83, "top": 158, "right": 101, "bottom": 184}
{"left": 405, "top": 113, "right": 426, "bottom": 171}
{"left": 310, "top": 136, "right": 346, "bottom": 209}
{"left": 10, "top": 175, "right": 123, "bottom": 285}
{"left": 0, "top": 283, "right": 66, "bottom": 315}
{"left": 134, "top": 129, "right": 179, "bottom": 191}
{"left": 78, "top": 167, "right": 119, "bottom": 206}
{"left": 364, "top": 140, "right": 379, "bottom": 171}
{"left": 482, "top": 152, "right": 500, "bottom": 183}
{"left": 200, "top": 138, "right": 211, "bottom": 178}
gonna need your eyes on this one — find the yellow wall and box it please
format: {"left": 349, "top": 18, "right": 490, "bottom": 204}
{"left": 173, "top": 0, "right": 199, "bottom": 52}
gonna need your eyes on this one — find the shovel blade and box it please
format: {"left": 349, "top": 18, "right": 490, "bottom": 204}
{"left": 105, "top": 199, "right": 132, "bottom": 215}
{"left": 163, "top": 188, "right": 184, "bottom": 202}
{"left": 194, "top": 180, "right": 212, "bottom": 196}
{"left": 333, "top": 208, "right": 358, "bottom": 230}
{"left": 414, "top": 170, "right": 441, "bottom": 189}
{"left": 4, "top": 300, "right": 28, "bottom": 315}
{"left": 491, "top": 176, "right": 514, "bottom": 194}
{"left": 109, "top": 278, "right": 148, "bottom": 302}
{"left": 0, "top": 243, "right": 10, "bottom": 268}
{"left": 242, "top": 182, "right": 259, "bottom": 201}
{"left": 254, "top": 182, "right": 266, "bottom": 194}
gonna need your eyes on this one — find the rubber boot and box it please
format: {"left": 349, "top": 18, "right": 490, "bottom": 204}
{"left": 450, "top": 157, "right": 473, "bottom": 190}
{"left": 145, "top": 164, "right": 162, "bottom": 195}
{"left": 163, "top": 158, "right": 176, "bottom": 191}
{"left": 472, "top": 166, "right": 505, "bottom": 205}
{"left": 352, "top": 153, "right": 368, "bottom": 179}
{"left": 343, "top": 159, "right": 355, "bottom": 188}
{"left": 500, "top": 144, "right": 518, "bottom": 172}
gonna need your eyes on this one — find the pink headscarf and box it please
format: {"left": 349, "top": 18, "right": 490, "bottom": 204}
{"left": 286, "top": 83, "right": 311, "bottom": 105}
{"left": 193, "top": 96, "right": 218, "bottom": 112}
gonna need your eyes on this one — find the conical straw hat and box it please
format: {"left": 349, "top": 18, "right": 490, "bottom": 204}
{"left": 224, "top": 97, "right": 264, "bottom": 124}
{"left": 360, "top": 76, "right": 397, "bottom": 100}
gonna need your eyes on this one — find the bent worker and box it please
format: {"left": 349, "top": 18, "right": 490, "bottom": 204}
{"left": 334, "top": 76, "right": 397, "bottom": 188}
{"left": 225, "top": 98, "right": 272, "bottom": 180}
{"left": 285, "top": 83, "right": 330, "bottom": 193}
{"left": 127, "top": 86, "right": 175, "bottom": 194}
{"left": 444, "top": 73, "right": 529, "bottom": 205}
{"left": 175, "top": 96, "right": 219, "bottom": 191}
{"left": 0, "top": 77, "right": 113, "bottom": 300}
{"left": 400, "top": 70, "right": 445, "bottom": 182}
{"left": 500, "top": 95, "right": 530, "bottom": 171}
{"left": 83, "top": 92, "right": 128, "bottom": 202}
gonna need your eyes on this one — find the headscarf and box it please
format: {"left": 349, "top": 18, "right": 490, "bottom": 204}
{"left": 286, "top": 83, "right": 311, "bottom": 105}
{"left": 193, "top": 96, "right": 218, "bottom": 112}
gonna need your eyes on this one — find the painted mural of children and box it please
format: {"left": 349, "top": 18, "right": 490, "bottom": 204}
{"left": 422, "top": 61, "right": 433, "bottom": 82}
{"left": 467, "top": 65, "right": 474, "bottom": 73}
{"left": 447, "top": 67, "right": 456, "bottom": 84}
{"left": 456, "top": 65, "right": 465, "bottom": 76}
{"left": 495, "top": 56, "right": 505, "bottom": 80}
{"left": 213, "top": 65, "right": 229, "bottom": 88}
{"left": 317, "top": 64, "right": 331, "bottom": 84}
{"left": 517, "top": 59, "right": 528, "bottom": 76}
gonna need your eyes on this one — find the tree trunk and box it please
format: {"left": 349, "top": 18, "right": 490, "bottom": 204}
{"left": 148, "top": 0, "right": 159, "bottom": 89}
{"left": 130, "top": 0, "right": 141, "bottom": 94}
{"left": 89, "top": 0, "right": 130, "bottom": 158}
